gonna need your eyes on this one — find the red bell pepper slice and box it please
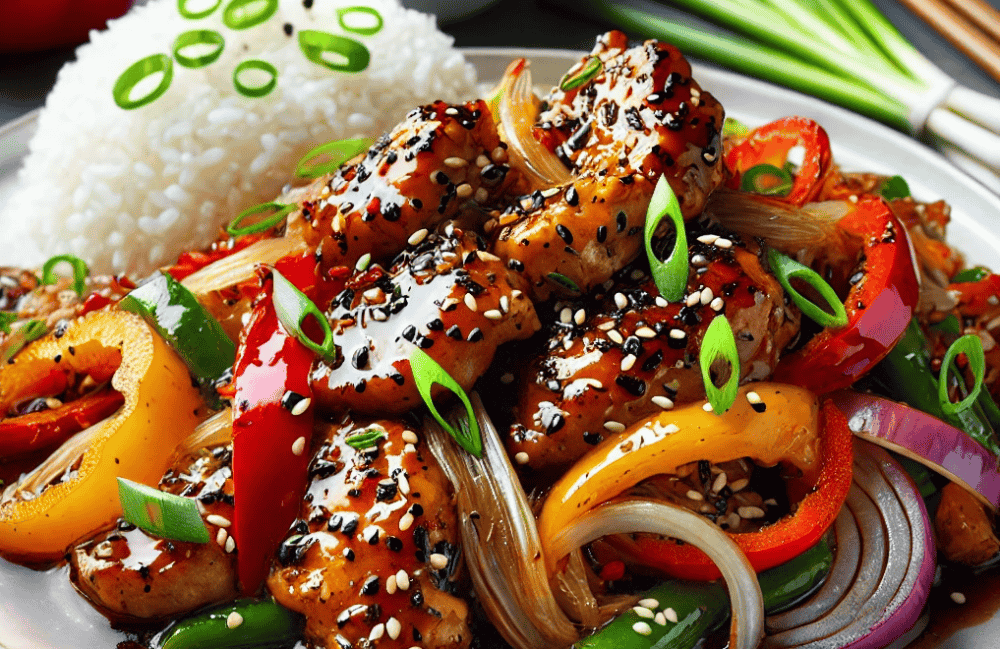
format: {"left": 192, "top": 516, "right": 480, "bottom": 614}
{"left": 231, "top": 253, "right": 326, "bottom": 594}
{"left": 774, "top": 195, "right": 921, "bottom": 393}
{"left": 725, "top": 116, "right": 833, "bottom": 206}
{"left": 948, "top": 273, "right": 1000, "bottom": 317}
{"left": 0, "top": 388, "right": 125, "bottom": 456}
{"left": 633, "top": 399, "right": 852, "bottom": 580}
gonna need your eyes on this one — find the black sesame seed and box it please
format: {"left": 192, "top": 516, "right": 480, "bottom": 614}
{"left": 615, "top": 374, "right": 647, "bottom": 397}
{"left": 427, "top": 318, "right": 444, "bottom": 331}
{"left": 418, "top": 335, "right": 434, "bottom": 349}
{"left": 616, "top": 211, "right": 627, "bottom": 233}
{"left": 344, "top": 549, "right": 355, "bottom": 561}
{"left": 391, "top": 372, "right": 406, "bottom": 385}
{"left": 352, "top": 346, "right": 369, "bottom": 370}
{"left": 583, "top": 431, "right": 603, "bottom": 445}
{"left": 467, "top": 328, "right": 483, "bottom": 342}
{"left": 565, "top": 185, "right": 579, "bottom": 206}
{"left": 409, "top": 503, "right": 424, "bottom": 517}
{"left": 402, "top": 325, "right": 417, "bottom": 342}
{"left": 642, "top": 349, "right": 664, "bottom": 372}
{"left": 386, "top": 536, "right": 404, "bottom": 552}
{"left": 508, "top": 259, "right": 525, "bottom": 272}
{"left": 446, "top": 325, "right": 462, "bottom": 340}
{"left": 751, "top": 402, "right": 767, "bottom": 413}
{"left": 596, "top": 225, "right": 607, "bottom": 243}
{"left": 555, "top": 224, "right": 574, "bottom": 245}
{"left": 342, "top": 514, "right": 359, "bottom": 535}
{"left": 622, "top": 335, "right": 642, "bottom": 357}
{"left": 361, "top": 576, "right": 380, "bottom": 596}
{"left": 354, "top": 379, "right": 367, "bottom": 393}
{"left": 376, "top": 480, "right": 398, "bottom": 502}
{"left": 280, "top": 390, "right": 307, "bottom": 412}
{"left": 347, "top": 488, "right": 362, "bottom": 499}
{"left": 283, "top": 23, "right": 293, "bottom": 35}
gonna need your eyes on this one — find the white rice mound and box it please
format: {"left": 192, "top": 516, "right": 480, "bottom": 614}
{"left": 1, "top": 0, "right": 476, "bottom": 275}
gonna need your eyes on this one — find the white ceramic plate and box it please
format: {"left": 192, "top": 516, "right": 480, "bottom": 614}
{"left": 2, "top": 47, "right": 1000, "bottom": 649}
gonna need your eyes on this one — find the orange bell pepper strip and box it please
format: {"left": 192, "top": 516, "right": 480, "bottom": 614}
{"left": 536, "top": 384, "right": 851, "bottom": 580}
{"left": 725, "top": 116, "right": 833, "bottom": 206}
{"left": 773, "top": 196, "right": 921, "bottom": 393}
{"left": 0, "top": 310, "right": 204, "bottom": 562}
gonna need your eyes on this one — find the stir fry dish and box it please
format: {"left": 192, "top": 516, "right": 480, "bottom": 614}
{"left": 5, "top": 28, "right": 1000, "bottom": 649}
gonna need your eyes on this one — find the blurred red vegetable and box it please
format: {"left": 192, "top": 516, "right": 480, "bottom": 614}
{"left": 2, "top": 0, "right": 133, "bottom": 53}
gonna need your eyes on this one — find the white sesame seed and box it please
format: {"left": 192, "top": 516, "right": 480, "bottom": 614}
{"left": 664, "top": 607, "right": 679, "bottom": 623}
{"left": 686, "top": 489, "right": 704, "bottom": 501}
{"left": 475, "top": 187, "right": 489, "bottom": 204}
{"left": 730, "top": 478, "right": 750, "bottom": 492}
{"left": 764, "top": 498, "right": 779, "bottom": 507}
{"left": 207, "top": 514, "right": 232, "bottom": 528}
{"left": 726, "top": 512, "right": 741, "bottom": 528}
{"left": 697, "top": 234, "right": 719, "bottom": 244}
{"left": 604, "top": 421, "right": 626, "bottom": 433}
{"left": 369, "top": 623, "right": 386, "bottom": 641}
{"left": 685, "top": 292, "right": 701, "bottom": 307}
{"left": 654, "top": 611, "right": 667, "bottom": 626}
{"left": 638, "top": 598, "right": 659, "bottom": 609}
{"left": 712, "top": 472, "right": 728, "bottom": 493}
{"left": 710, "top": 297, "right": 725, "bottom": 311}
{"left": 355, "top": 253, "right": 371, "bottom": 272}
{"left": 225, "top": 535, "right": 236, "bottom": 553}
{"left": 541, "top": 187, "right": 560, "bottom": 198}
{"left": 407, "top": 229, "right": 428, "bottom": 246}
{"left": 700, "top": 287, "right": 714, "bottom": 305}
{"left": 614, "top": 292, "right": 629, "bottom": 309}
{"left": 951, "top": 591, "right": 967, "bottom": 604}
{"left": 574, "top": 309, "right": 586, "bottom": 325}
{"left": 514, "top": 452, "right": 530, "bottom": 465}
{"left": 633, "top": 622, "right": 653, "bottom": 636}
{"left": 464, "top": 293, "right": 478, "bottom": 312}
{"left": 476, "top": 154, "right": 491, "bottom": 167}
{"left": 557, "top": 307, "right": 571, "bottom": 324}
{"left": 216, "top": 528, "right": 228, "bottom": 546}
{"left": 444, "top": 156, "right": 468, "bottom": 168}
{"left": 402, "top": 430, "right": 419, "bottom": 444}
{"left": 652, "top": 395, "right": 674, "bottom": 409}
{"left": 398, "top": 473, "right": 410, "bottom": 495}
{"left": 691, "top": 254, "right": 708, "bottom": 266}
{"left": 399, "top": 512, "right": 414, "bottom": 531}
{"left": 492, "top": 146, "right": 508, "bottom": 162}
{"left": 484, "top": 309, "right": 503, "bottom": 320}
{"left": 227, "top": 612, "right": 244, "bottom": 629}
{"left": 371, "top": 309, "right": 388, "bottom": 322}
{"left": 715, "top": 237, "right": 733, "bottom": 249}
{"left": 500, "top": 295, "right": 510, "bottom": 313}
{"left": 562, "top": 337, "right": 573, "bottom": 351}
{"left": 633, "top": 606, "right": 655, "bottom": 619}
{"left": 739, "top": 506, "right": 766, "bottom": 519}
{"left": 445, "top": 107, "right": 459, "bottom": 115}
{"left": 746, "top": 391, "right": 762, "bottom": 405}
{"left": 429, "top": 553, "right": 449, "bottom": 569}
{"left": 386, "top": 575, "right": 398, "bottom": 595}
{"left": 703, "top": 402, "right": 714, "bottom": 412}
{"left": 655, "top": 296, "right": 669, "bottom": 308}
{"left": 395, "top": 569, "right": 411, "bottom": 591}
{"left": 387, "top": 617, "right": 402, "bottom": 640}
{"left": 456, "top": 183, "right": 474, "bottom": 198}
{"left": 621, "top": 354, "right": 637, "bottom": 371}
{"left": 669, "top": 328, "right": 686, "bottom": 340}
{"left": 444, "top": 222, "right": 455, "bottom": 237}
{"left": 608, "top": 329, "right": 624, "bottom": 344}
{"left": 661, "top": 423, "right": 680, "bottom": 434}
{"left": 45, "top": 397, "right": 63, "bottom": 409}
{"left": 291, "top": 436, "right": 307, "bottom": 456}
{"left": 511, "top": 289, "right": 523, "bottom": 299}
{"left": 291, "top": 397, "right": 311, "bottom": 416}
{"left": 363, "top": 287, "right": 383, "bottom": 301}
{"left": 635, "top": 326, "right": 657, "bottom": 339}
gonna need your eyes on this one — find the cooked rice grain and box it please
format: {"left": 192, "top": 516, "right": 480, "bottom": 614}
{"left": 1, "top": 0, "right": 475, "bottom": 274}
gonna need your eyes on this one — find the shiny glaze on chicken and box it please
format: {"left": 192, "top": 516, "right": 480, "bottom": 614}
{"left": 269, "top": 417, "right": 469, "bottom": 649}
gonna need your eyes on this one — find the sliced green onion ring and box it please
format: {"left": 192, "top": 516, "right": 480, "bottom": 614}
{"left": 21, "top": 319, "right": 47, "bottom": 341}
{"left": 560, "top": 56, "right": 602, "bottom": 91}
{"left": 226, "top": 201, "right": 295, "bottom": 236}
{"left": 740, "top": 163, "right": 793, "bottom": 196}
{"left": 410, "top": 348, "right": 482, "bottom": 457}
{"left": 298, "top": 30, "right": 370, "bottom": 73}
{"left": 222, "top": 0, "right": 277, "bottom": 29}
{"left": 295, "top": 137, "right": 373, "bottom": 178}
{"left": 938, "top": 334, "right": 986, "bottom": 416}
{"left": 41, "top": 254, "right": 89, "bottom": 296}
{"left": 767, "top": 248, "right": 848, "bottom": 329}
{"left": 271, "top": 268, "right": 337, "bottom": 363}
{"left": 337, "top": 6, "right": 384, "bottom": 36}
{"left": 699, "top": 315, "right": 740, "bottom": 414}
{"left": 172, "top": 30, "right": 225, "bottom": 68}
{"left": 177, "top": 0, "right": 222, "bottom": 19}
{"left": 117, "top": 477, "right": 210, "bottom": 543}
{"left": 113, "top": 54, "right": 173, "bottom": 110}
{"left": 723, "top": 117, "right": 750, "bottom": 138}
{"left": 645, "top": 174, "right": 688, "bottom": 302}
{"left": 880, "top": 175, "right": 911, "bottom": 201}
{"left": 233, "top": 59, "right": 278, "bottom": 97}
{"left": 546, "top": 272, "right": 581, "bottom": 293}
{"left": 345, "top": 428, "right": 386, "bottom": 450}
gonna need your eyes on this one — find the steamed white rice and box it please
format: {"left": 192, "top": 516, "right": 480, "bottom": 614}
{"left": 0, "top": 0, "right": 476, "bottom": 274}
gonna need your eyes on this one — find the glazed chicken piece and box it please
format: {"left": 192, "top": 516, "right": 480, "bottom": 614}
{"left": 310, "top": 228, "right": 540, "bottom": 415}
{"left": 268, "top": 417, "right": 469, "bottom": 649}
{"left": 283, "top": 99, "right": 523, "bottom": 275}
{"left": 491, "top": 31, "right": 725, "bottom": 301}
{"left": 70, "top": 443, "right": 238, "bottom": 620}
{"left": 499, "top": 228, "right": 799, "bottom": 472}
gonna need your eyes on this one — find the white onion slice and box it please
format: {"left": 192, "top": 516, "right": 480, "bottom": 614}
{"left": 548, "top": 499, "right": 764, "bottom": 649}
{"left": 179, "top": 235, "right": 307, "bottom": 296}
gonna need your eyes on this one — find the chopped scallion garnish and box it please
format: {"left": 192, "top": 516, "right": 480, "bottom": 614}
{"left": 560, "top": 56, "right": 602, "bottom": 92}
{"left": 337, "top": 6, "right": 384, "bottom": 36}
{"left": 271, "top": 268, "right": 337, "bottom": 363}
{"left": 345, "top": 427, "right": 386, "bottom": 450}
{"left": 952, "top": 267, "right": 991, "bottom": 283}
{"left": 222, "top": 0, "right": 278, "bottom": 30}
{"left": 227, "top": 201, "right": 295, "bottom": 236}
{"left": 177, "top": 0, "right": 222, "bottom": 19}
{"left": 117, "top": 477, "right": 210, "bottom": 543}
{"left": 644, "top": 174, "right": 687, "bottom": 302}
{"left": 0, "top": 313, "right": 16, "bottom": 334}
{"left": 410, "top": 348, "right": 481, "bottom": 457}
{"left": 938, "top": 335, "right": 986, "bottom": 416}
{"left": 41, "top": 254, "right": 89, "bottom": 296}
{"left": 547, "top": 272, "right": 581, "bottom": 293}
{"left": 295, "top": 138, "right": 373, "bottom": 178}
{"left": 879, "top": 175, "right": 911, "bottom": 201}
{"left": 767, "top": 248, "right": 847, "bottom": 329}
{"left": 699, "top": 315, "right": 740, "bottom": 414}
{"left": 740, "top": 163, "right": 793, "bottom": 197}
{"left": 298, "top": 30, "right": 370, "bottom": 73}
{"left": 172, "top": 30, "right": 226, "bottom": 69}
{"left": 233, "top": 59, "right": 278, "bottom": 97}
{"left": 722, "top": 117, "right": 750, "bottom": 138}
{"left": 113, "top": 54, "right": 174, "bottom": 110}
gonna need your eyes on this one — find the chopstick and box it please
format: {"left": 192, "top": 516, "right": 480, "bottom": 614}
{"left": 896, "top": 0, "right": 1000, "bottom": 84}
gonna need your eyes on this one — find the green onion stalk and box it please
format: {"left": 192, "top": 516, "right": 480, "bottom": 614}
{"left": 544, "top": 0, "right": 1000, "bottom": 178}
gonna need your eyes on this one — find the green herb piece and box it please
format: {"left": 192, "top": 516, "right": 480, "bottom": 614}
{"left": 172, "top": 30, "right": 226, "bottom": 69}
{"left": 227, "top": 201, "right": 295, "bottom": 237}
{"left": 117, "top": 478, "right": 209, "bottom": 543}
{"left": 547, "top": 272, "right": 581, "bottom": 293}
{"left": 177, "top": 0, "right": 222, "bottom": 20}
{"left": 931, "top": 313, "right": 962, "bottom": 336}
{"left": 560, "top": 56, "right": 602, "bottom": 91}
{"left": 271, "top": 268, "right": 337, "bottom": 363}
{"left": 345, "top": 428, "right": 386, "bottom": 450}
{"left": 0, "top": 319, "right": 47, "bottom": 364}
{"left": 938, "top": 334, "right": 986, "bottom": 416}
{"left": 113, "top": 54, "right": 174, "bottom": 110}
{"left": 879, "top": 175, "right": 911, "bottom": 200}
{"left": 295, "top": 137, "right": 373, "bottom": 178}
{"left": 160, "top": 598, "right": 303, "bottom": 649}
{"left": 222, "top": 0, "right": 278, "bottom": 29}
{"left": 644, "top": 174, "right": 687, "bottom": 302}
{"left": 233, "top": 59, "right": 278, "bottom": 97}
{"left": 723, "top": 117, "right": 750, "bottom": 138}
{"left": 337, "top": 6, "right": 384, "bottom": 36}
{"left": 41, "top": 254, "right": 89, "bottom": 296}
{"left": 952, "top": 267, "right": 991, "bottom": 283}
{"left": 21, "top": 320, "right": 47, "bottom": 341}
{"left": 768, "top": 248, "right": 848, "bottom": 328}
{"left": 0, "top": 313, "right": 16, "bottom": 334}
{"left": 410, "top": 348, "right": 481, "bottom": 457}
{"left": 699, "top": 315, "right": 740, "bottom": 414}
{"left": 298, "top": 30, "right": 370, "bottom": 73}
{"left": 740, "top": 163, "right": 794, "bottom": 196}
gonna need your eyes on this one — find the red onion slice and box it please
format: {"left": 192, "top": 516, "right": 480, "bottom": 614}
{"left": 832, "top": 391, "right": 1000, "bottom": 509}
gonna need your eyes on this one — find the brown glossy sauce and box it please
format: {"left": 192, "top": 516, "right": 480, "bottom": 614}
{"left": 909, "top": 570, "right": 1000, "bottom": 648}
